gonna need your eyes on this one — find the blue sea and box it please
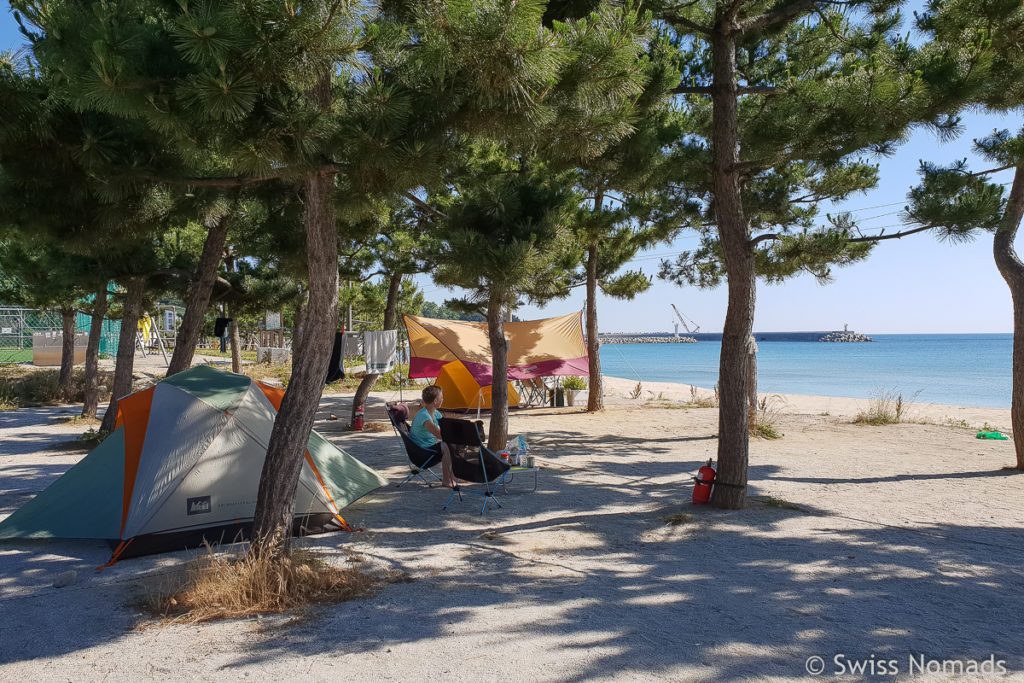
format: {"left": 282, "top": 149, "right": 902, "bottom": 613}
{"left": 598, "top": 334, "right": 1013, "bottom": 409}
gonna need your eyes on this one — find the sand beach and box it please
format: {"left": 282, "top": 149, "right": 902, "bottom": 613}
{"left": 0, "top": 375, "right": 1022, "bottom": 681}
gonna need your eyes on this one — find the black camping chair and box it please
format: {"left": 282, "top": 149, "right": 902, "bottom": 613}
{"left": 439, "top": 417, "right": 511, "bottom": 513}
{"left": 386, "top": 402, "right": 443, "bottom": 487}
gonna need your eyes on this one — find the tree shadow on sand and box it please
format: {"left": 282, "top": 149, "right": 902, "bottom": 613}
{"left": 1, "top": 396, "right": 1022, "bottom": 679}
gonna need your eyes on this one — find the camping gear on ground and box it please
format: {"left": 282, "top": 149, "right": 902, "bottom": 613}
{"left": 692, "top": 459, "right": 716, "bottom": 505}
{"left": 403, "top": 312, "right": 588, "bottom": 410}
{"left": 0, "top": 365, "right": 388, "bottom": 563}
{"left": 326, "top": 330, "right": 346, "bottom": 384}
{"left": 386, "top": 402, "right": 443, "bottom": 487}
{"left": 549, "top": 387, "right": 565, "bottom": 407}
{"left": 517, "top": 377, "right": 548, "bottom": 407}
{"left": 439, "top": 417, "right": 511, "bottom": 513}
{"left": 364, "top": 330, "right": 398, "bottom": 373}
{"left": 976, "top": 431, "right": 1009, "bottom": 440}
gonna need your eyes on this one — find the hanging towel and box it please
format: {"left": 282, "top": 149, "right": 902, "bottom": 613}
{"left": 343, "top": 331, "right": 362, "bottom": 358}
{"left": 326, "top": 330, "right": 346, "bottom": 384}
{"left": 364, "top": 330, "right": 398, "bottom": 374}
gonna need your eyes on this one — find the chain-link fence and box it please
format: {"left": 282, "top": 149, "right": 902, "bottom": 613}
{"left": 0, "top": 307, "right": 121, "bottom": 364}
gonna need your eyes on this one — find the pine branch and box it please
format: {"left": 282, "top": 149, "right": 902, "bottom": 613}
{"left": 403, "top": 192, "right": 448, "bottom": 219}
{"left": 672, "top": 84, "right": 777, "bottom": 95}
{"left": 846, "top": 224, "right": 936, "bottom": 243}
{"left": 968, "top": 164, "right": 1017, "bottom": 177}
{"left": 661, "top": 7, "right": 713, "bottom": 35}
{"left": 738, "top": 0, "right": 824, "bottom": 35}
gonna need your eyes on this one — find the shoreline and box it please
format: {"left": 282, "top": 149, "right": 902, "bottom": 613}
{"left": 600, "top": 374, "right": 1013, "bottom": 432}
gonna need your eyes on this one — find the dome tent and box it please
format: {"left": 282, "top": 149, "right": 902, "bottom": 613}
{"left": 0, "top": 366, "right": 387, "bottom": 561}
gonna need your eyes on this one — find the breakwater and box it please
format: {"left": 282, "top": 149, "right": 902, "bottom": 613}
{"left": 599, "top": 330, "right": 874, "bottom": 343}
{"left": 600, "top": 335, "right": 697, "bottom": 344}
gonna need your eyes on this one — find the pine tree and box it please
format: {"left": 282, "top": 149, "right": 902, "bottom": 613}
{"left": 566, "top": 34, "right": 699, "bottom": 411}
{"left": 0, "top": 241, "right": 97, "bottom": 398}
{"left": 653, "top": 0, "right": 942, "bottom": 508}
{"left": 906, "top": 0, "right": 1024, "bottom": 470}
{"left": 349, "top": 209, "right": 432, "bottom": 428}
{"left": 432, "top": 156, "right": 580, "bottom": 450}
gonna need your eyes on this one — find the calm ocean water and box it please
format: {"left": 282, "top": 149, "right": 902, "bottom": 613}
{"left": 598, "top": 334, "right": 1013, "bottom": 409}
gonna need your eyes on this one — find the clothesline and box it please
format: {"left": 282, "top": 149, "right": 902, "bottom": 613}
{"left": 327, "top": 329, "right": 400, "bottom": 384}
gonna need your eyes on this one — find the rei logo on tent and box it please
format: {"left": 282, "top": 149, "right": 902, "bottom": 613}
{"left": 186, "top": 496, "right": 212, "bottom": 515}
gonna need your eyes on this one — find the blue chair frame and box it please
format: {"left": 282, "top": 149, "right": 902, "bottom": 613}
{"left": 386, "top": 402, "right": 443, "bottom": 487}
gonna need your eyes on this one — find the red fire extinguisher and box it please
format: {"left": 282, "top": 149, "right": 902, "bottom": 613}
{"left": 353, "top": 403, "right": 364, "bottom": 431}
{"left": 692, "top": 459, "right": 716, "bottom": 505}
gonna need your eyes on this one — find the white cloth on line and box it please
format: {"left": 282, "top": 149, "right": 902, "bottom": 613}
{"left": 364, "top": 330, "right": 398, "bottom": 373}
{"left": 342, "top": 331, "right": 362, "bottom": 358}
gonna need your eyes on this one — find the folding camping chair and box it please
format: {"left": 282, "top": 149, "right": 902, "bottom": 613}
{"left": 518, "top": 377, "right": 547, "bottom": 407}
{"left": 386, "top": 402, "right": 443, "bottom": 487}
{"left": 439, "top": 417, "right": 511, "bottom": 513}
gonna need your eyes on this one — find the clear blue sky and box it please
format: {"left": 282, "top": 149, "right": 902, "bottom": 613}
{"left": 4, "top": 4, "right": 1020, "bottom": 334}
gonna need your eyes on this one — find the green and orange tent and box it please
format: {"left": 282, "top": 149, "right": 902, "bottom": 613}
{"left": 0, "top": 366, "right": 388, "bottom": 561}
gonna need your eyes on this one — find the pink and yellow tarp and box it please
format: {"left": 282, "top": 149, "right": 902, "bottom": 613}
{"left": 403, "top": 311, "right": 589, "bottom": 385}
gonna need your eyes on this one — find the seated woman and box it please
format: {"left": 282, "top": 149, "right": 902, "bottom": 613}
{"left": 409, "top": 385, "right": 455, "bottom": 487}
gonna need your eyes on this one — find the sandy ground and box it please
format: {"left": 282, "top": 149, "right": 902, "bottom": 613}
{"left": 1, "top": 373, "right": 1023, "bottom": 681}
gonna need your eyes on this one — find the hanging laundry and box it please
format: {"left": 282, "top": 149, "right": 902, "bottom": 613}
{"left": 343, "top": 330, "right": 362, "bottom": 358}
{"left": 364, "top": 330, "right": 398, "bottom": 373}
{"left": 326, "top": 330, "right": 346, "bottom": 384}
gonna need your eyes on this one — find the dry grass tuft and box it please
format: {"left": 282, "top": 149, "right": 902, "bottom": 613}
{"left": 762, "top": 496, "right": 803, "bottom": 511}
{"left": 0, "top": 366, "right": 114, "bottom": 407}
{"left": 662, "top": 512, "right": 693, "bottom": 526}
{"left": 685, "top": 385, "right": 717, "bottom": 408}
{"left": 750, "top": 394, "right": 785, "bottom": 439}
{"left": 854, "top": 387, "right": 921, "bottom": 426}
{"left": 143, "top": 545, "right": 409, "bottom": 624}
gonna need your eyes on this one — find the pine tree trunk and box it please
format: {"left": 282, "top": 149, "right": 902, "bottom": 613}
{"left": 58, "top": 307, "right": 76, "bottom": 400}
{"left": 82, "top": 287, "right": 108, "bottom": 419}
{"left": 709, "top": 19, "right": 752, "bottom": 509}
{"left": 251, "top": 168, "right": 339, "bottom": 560}
{"left": 293, "top": 291, "right": 306, "bottom": 351}
{"left": 229, "top": 312, "right": 242, "bottom": 374}
{"left": 747, "top": 337, "right": 758, "bottom": 431}
{"left": 585, "top": 242, "right": 603, "bottom": 411}
{"left": 487, "top": 292, "right": 509, "bottom": 451}
{"left": 166, "top": 213, "right": 232, "bottom": 376}
{"left": 100, "top": 278, "right": 144, "bottom": 433}
{"left": 351, "top": 272, "right": 402, "bottom": 427}
{"left": 993, "top": 165, "right": 1024, "bottom": 470}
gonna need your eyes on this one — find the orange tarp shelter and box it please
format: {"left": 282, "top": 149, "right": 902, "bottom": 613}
{"left": 402, "top": 312, "right": 588, "bottom": 409}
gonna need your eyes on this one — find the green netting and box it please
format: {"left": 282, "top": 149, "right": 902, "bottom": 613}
{"left": 75, "top": 312, "right": 121, "bottom": 356}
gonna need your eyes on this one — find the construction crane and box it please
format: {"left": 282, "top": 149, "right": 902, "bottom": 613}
{"left": 671, "top": 304, "right": 700, "bottom": 335}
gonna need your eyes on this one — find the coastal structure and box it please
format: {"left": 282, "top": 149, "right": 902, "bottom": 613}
{"left": 600, "top": 334, "right": 697, "bottom": 344}
{"left": 598, "top": 330, "right": 873, "bottom": 343}
{"left": 818, "top": 331, "right": 874, "bottom": 342}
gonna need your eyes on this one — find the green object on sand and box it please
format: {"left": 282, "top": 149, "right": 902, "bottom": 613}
{"left": 976, "top": 431, "right": 1009, "bottom": 440}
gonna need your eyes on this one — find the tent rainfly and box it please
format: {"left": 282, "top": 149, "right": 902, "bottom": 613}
{"left": 0, "top": 366, "right": 388, "bottom": 562}
{"left": 403, "top": 312, "right": 588, "bottom": 409}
